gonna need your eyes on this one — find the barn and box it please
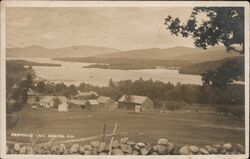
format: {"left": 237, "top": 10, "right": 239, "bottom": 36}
{"left": 118, "top": 95, "right": 154, "bottom": 112}
{"left": 97, "top": 96, "right": 116, "bottom": 111}
{"left": 85, "top": 99, "right": 99, "bottom": 111}
{"left": 68, "top": 99, "right": 87, "bottom": 111}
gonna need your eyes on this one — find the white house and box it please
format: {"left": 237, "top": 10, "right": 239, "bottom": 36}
{"left": 40, "top": 96, "right": 67, "bottom": 108}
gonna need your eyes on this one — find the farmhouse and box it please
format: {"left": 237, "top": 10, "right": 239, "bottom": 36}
{"left": 97, "top": 96, "right": 116, "bottom": 111}
{"left": 85, "top": 99, "right": 99, "bottom": 111}
{"left": 40, "top": 96, "right": 67, "bottom": 108}
{"left": 58, "top": 102, "right": 68, "bottom": 112}
{"left": 118, "top": 95, "right": 153, "bottom": 112}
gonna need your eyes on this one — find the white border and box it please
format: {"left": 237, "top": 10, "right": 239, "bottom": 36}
{"left": 0, "top": 1, "right": 249, "bottom": 159}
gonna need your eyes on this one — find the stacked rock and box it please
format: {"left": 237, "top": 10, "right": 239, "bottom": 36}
{"left": 6, "top": 138, "right": 245, "bottom": 155}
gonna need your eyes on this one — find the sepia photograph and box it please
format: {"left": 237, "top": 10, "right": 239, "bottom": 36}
{"left": 0, "top": 1, "right": 249, "bottom": 158}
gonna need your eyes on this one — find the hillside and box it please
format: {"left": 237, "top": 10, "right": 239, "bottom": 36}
{"left": 7, "top": 45, "right": 120, "bottom": 58}
{"left": 96, "top": 46, "right": 204, "bottom": 60}
{"left": 179, "top": 56, "right": 244, "bottom": 78}
{"left": 96, "top": 46, "right": 240, "bottom": 62}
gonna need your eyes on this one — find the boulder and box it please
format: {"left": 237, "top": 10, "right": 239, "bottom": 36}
{"left": 170, "top": 146, "right": 180, "bottom": 155}
{"left": 132, "top": 150, "right": 139, "bottom": 155}
{"left": 92, "top": 148, "right": 98, "bottom": 155}
{"left": 84, "top": 150, "right": 92, "bottom": 155}
{"left": 189, "top": 145, "right": 200, "bottom": 154}
{"left": 79, "top": 146, "right": 85, "bottom": 154}
{"left": 120, "top": 144, "right": 132, "bottom": 154}
{"left": 140, "top": 147, "right": 149, "bottom": 155}
{"left": 133, "top": 145, "right": 141, "bottom": 151}
{"left": 120, "top": 137, "right": 129, "bottom": 144}
{"left": 59, "top": 144, "right": 66, "bottom": 154}
{"left": 153, "top": 145, "right": 158, "bottom": 152}
{"left": 51, "top": 145, "right": 60, "bottom": 154}
{"left": 146, "top": 143, "right": 153, "bottom": 153}
{"left": 136, "top": 142, "right": 146, "bottom": 147}
{"left": 199, "top": 148, "right": 209, "bottom": 155}
{"left": 84, "top": 145, "right": 93, "bottom": 151}
{"left": 90, "top": 141, "right": 100, "bottom": 148}
{"left": 158, "top": 138, "right": 168, "bottom": 146}
{"left": 105, "top": 144, "right": 111, "bottom": 152}
{"left": 166, "top": 142, "right": 174, "bottom": 153}
{"left": 179, "top": 145, "right": 190, "bottom": 155}
{"left": 14, "top": 143, "right": 21, "bottom": 152}
{"left": 26, "top": 146, "right": 35, "bottom": 154}
{"left": 205, "top": 145, "right": 213, "bottom": 152}
{"left": 127, "top": 141, "right": 136, "bottom": 146}
{"left": 210, "top": 148, "right": 219, "bottom": 154}
{"left": 157, "top": 145, "right": 167, "bottom": 155}
{"left": 70, "top": 144, "right": 80, "bottom": 154}
{"left": 112, "top": 140, "right": 120, "bottom": 149}
{"left": 112, "top": 148, "right": 124, "bottom": 155}
{"left": 219, "top": 147, "right": 227, "bottom": 154}
{"left": 213, "top": 144, "right": 222, "bottom": 150}
{"left": 235, "top": 144, "right": 245, "bottom": 154}
{"left": 151, "top": 151, "right": 159, "bottom": 155}
{"left": 19, "top": 146, "right": 27, "bottom": 154}
{"left": 97, "top": 142, "right": 106, "bottom": 153}
{"left": 223, "top": 143, "right": 233, "bottom": 151}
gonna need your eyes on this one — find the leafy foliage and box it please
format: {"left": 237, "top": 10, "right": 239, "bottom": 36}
{"left": 201, "top": 59, "right": 244, "bottom": 88}
{"left": 165, "top": 7, "right": 245, "bottom": 53}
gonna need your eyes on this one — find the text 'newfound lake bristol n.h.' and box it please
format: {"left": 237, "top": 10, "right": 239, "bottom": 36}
{"left": 5, "top": 6, "right": 247, "bottom": 156}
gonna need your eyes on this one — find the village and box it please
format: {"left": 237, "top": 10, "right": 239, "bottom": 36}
{"left": 26, "top": 88, "right": 154, "bottom": 113}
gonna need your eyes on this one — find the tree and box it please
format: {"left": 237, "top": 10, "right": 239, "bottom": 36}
{"left": 109, "top": 78, "right": 116, "bottom": 88}
{"left": 165, "top": 7, "right": 244, "bottom": 54}
{"left": 53, "top": 97, "right": 61, "bottom": 109}
{"left": 35, "top": 81, "right": 46, "bottom": 94}
{"left": 124, "top": 95, "right": 134, "bottom": 111}
{"left": 201, "top": 59, "right": 243, "bottom": 88}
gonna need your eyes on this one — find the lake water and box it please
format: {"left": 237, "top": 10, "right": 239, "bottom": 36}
{"left": 8, "top": 58, "right": 202, "bottom": 86}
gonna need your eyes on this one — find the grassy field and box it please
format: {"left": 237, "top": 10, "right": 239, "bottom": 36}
{"left": 7, "top": 109, "right": 245, "bottom": 147}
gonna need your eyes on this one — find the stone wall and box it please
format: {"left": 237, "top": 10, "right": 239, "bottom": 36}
{"left": 7, "top": 137, "right": 245, "bottom": 155}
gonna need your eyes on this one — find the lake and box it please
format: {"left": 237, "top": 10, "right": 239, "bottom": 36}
{"left": 8, "top": 58, "right": 202, "bottom": 86}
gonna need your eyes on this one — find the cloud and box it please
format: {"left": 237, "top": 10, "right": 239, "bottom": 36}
{"left": 6, "top": 7, "right": 196, "bottom": 50}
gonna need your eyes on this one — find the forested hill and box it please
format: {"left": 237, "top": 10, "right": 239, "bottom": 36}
{"left": 179, "top": 56, "right": 244, "bottom": 79}
{"left": 95, "top": 46, "right": 240, "bottom": 61}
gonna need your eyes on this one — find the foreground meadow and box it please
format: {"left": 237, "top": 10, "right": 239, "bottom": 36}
{"left": 7, "top": 108, "right": 245, "bottom": 147}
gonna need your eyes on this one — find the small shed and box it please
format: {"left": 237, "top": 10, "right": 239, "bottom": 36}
{"left": 97, "top": 96, "right": 116, "bottom": 111}
{"left": 58, "top": 102, "right": 68, "bottom": 112}
{"left": 85, "top": 99, "right": 99, "bottom": 111}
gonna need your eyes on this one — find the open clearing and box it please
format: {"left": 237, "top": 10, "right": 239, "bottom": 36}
{"left": 7, "top": 109, "right": 245, "bottom": 147}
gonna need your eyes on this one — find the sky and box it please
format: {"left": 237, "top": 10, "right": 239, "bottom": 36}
{"left": 6, "top": 7, "right": 198, "bottom": 51}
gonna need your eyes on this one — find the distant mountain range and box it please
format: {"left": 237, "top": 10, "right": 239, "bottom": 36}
{"left": 7, "top": 45, "right": 120, "bottom": 58}
{"left": 7, "top": 45, "right": 241, "bottom": 63}
{"left": 95, "top": 46, "right": 241, "bottom": 62}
